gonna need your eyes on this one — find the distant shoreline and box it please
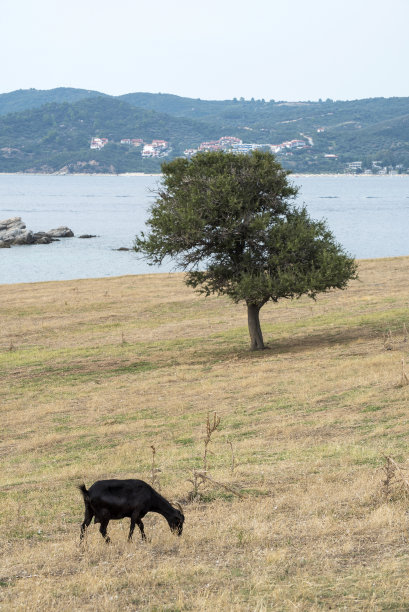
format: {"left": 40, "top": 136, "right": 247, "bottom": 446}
{"left": 0, "top": 172, "right": 408, "bottom": 179}
{"left": 0, "top": 171, "right": 160, "bottom": 177}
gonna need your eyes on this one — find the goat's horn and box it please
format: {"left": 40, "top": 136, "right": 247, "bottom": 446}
{"left": 173, "top": 501, "right": 183, "bottom": 513}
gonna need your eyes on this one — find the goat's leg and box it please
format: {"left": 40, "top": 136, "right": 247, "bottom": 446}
{"left": 128, "top": 517, "right": 136, "bottom": 541}
{"left": 80, "top": 506, "right": 94, "bottom": 541}
{"left": 137, "top": 519, "right": 146, "bottom": 541}
{"left": 99, "top": 519, "right": 111, "bottom": 543}
{"left": 129, "top": 512, "right": 146, "bottom": 541}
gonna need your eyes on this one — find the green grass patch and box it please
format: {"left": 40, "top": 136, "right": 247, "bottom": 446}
{"left": 362, "top": 404, "right": 383, "bottom": 413}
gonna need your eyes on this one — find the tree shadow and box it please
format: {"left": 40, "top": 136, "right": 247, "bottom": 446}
{"left": 266, "top": 325, "right": 379, "bottom": 356}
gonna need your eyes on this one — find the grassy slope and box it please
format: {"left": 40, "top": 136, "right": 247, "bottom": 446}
{"left": 1, "top": 258, "right": 409, "bottom": 610}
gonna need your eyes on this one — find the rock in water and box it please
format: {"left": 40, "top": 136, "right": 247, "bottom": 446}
{"left": 0, "top": 217, "right": 74, "bottom": 246}
{"left": 0, "top": 217, "right": 26, "bottom": 232}
{"left": 46, "top": 227, "right": 74, "bottom": 238}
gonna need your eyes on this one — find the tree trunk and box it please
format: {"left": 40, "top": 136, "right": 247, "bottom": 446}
{"left": 247, "top": 303, "right": 265, "bottom": 350}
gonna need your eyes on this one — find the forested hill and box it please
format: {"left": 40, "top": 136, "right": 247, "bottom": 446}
{"left": 0, "top": 87, "right": 408, "bottom": 174}
{"left": 0, "top": 97, "right": 221, "bottom": 174}
{"left": 119, "top": 92, "right": 409, "bottom": 127}
{"left": 0, "top": 87, "right": 105, "bottom": 116}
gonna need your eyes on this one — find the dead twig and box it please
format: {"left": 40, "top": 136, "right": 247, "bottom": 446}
{"left": 188, "top": 470, "right": 244, "bottom": 500}
{"left": 197, "top": 471, "right": 245, "bottom": 499}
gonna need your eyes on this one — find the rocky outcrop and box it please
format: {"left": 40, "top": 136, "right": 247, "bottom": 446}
{"left": 46, "top": 227, "right": 74, "bottom": 238}
{"left": 0, "top": 217, "right": 74, "bottom": 247}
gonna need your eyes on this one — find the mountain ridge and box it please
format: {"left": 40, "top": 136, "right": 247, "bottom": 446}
{"left": 0, "top": 87, "right": 408, "bottom": 174}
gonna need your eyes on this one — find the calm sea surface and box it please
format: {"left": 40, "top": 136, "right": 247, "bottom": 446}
{"left": 1, "top": 173, "right": 409, "bottom": 285}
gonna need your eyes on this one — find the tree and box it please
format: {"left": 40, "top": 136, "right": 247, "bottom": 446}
{"left": 134, "top": 151, "right": 357, "bottom": 350}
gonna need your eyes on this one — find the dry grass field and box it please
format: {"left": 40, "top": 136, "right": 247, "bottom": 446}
{"left": 2, "top": 257, "right": 409, "bottom": 610}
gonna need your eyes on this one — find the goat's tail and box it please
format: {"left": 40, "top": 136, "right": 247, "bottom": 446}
{"left": 78, "top": 483, "right": 90, "bottom": 502}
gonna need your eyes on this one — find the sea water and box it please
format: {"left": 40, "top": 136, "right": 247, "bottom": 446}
{"left": 1, "top": 173, "right": 409, "bottom": 285}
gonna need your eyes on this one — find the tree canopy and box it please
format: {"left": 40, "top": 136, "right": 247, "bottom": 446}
{"left": 135, "top": 151, "right": 357, "bottom": 349}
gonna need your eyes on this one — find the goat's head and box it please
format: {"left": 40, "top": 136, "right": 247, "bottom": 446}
{"left": 169, "top": 503, "right": 184, "bottom": 536}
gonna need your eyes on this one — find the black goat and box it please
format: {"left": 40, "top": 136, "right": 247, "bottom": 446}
{"left": 78, "top": 479, "right": 184, "bottom": 543}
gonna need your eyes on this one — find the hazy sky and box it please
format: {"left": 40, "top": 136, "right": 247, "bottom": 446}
{"left": 1, "top": 0, "right": 408, "bottom": 101}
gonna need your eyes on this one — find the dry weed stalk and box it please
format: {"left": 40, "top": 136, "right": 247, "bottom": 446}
{"left": 400, "top": 356, "right": 409, "bottom": 386}
{"left": 382, "top": 456, "right": 396, "bottom": 499}
{"left": 150, "top": 444, "right": 161, "bottom": 491}
{"left": 8, "top": 340, "right": 15, "bottom": 352}
{"left": 381, "top": 455, "right": 409, "bottom": 500}
{"left": 203, "top": 411, "right": 221, "bottom": 472}
{"left": 187, "top": 470, "right": 204, "bottom": 500}
{"left": 188, "top": 413, "right": 243, "bottom": 501}
{"left": 384, "top": 326, "right": 409, "bottom": 352}
{"left": 384, "top": 329, "right": 393, "bottom": 351}
{"left": 227, "top": 438, "right": 238, "bottom": 474}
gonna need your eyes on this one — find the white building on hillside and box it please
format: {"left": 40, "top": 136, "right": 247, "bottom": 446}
{"left": 90, "top": 137, "right": 108, "bottom": 150}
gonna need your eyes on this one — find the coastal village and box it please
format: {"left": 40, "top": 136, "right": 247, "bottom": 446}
{"left": 90, "top": 135, "right": 308, "bottom": 158}
{"left": 90, "top": 137, "right": 171, "bottom": 158}
{"left": 1, "top": 89, "right": 408, "bottom": 175}
{"left": 89, "top": 135, "right": 404, "bottom": 174}
{"left": 183, "top": 136, "right": 307, "bottom": 156}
